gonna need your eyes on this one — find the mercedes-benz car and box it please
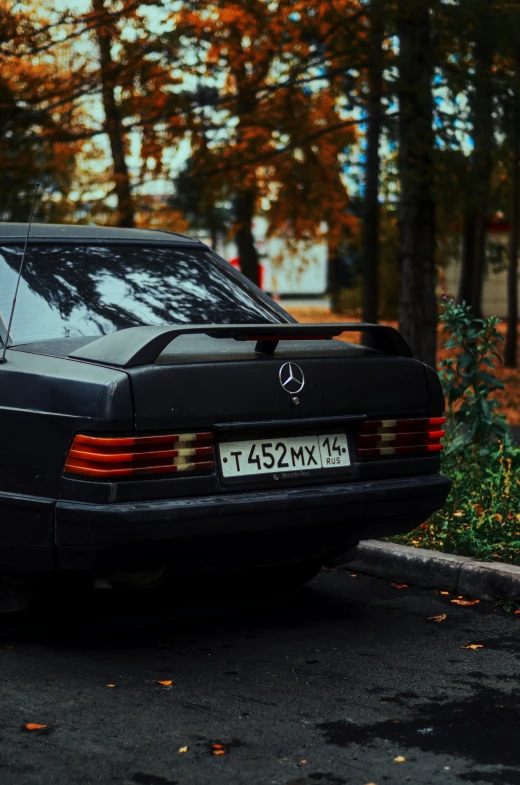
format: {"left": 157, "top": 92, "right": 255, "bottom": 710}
{"left": 0, "top": 223, "right": 450, "bottom": 597}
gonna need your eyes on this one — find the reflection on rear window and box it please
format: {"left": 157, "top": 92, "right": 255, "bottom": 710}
{"left": 0, "top": 244, "right": 284, "bottom": 344}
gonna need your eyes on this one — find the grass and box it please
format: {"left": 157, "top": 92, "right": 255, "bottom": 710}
{"left": 397, "top": 443, "right": 520, "bottom": 566}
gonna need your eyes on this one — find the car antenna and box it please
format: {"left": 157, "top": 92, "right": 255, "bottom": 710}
{"left": 0, "top": 183, "right": 40, "bottom": 364}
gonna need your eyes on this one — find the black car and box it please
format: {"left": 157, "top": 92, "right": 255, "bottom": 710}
{"left": 0, "top": 223, "right": 450, "bottom": 596}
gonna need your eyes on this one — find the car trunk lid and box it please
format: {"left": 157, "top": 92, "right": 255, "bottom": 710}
{"left": 123, "top": 335, "right": 427, "bottom": 431}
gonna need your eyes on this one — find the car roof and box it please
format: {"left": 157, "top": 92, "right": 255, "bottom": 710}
{"left": 0, "top": 223, "right": 201, "bottom": 245}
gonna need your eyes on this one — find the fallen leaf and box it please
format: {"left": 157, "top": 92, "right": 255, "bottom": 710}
{"left": 212, "top": 743, "right": 225, "bottom": 750}
{"left": 439, "top": 591, "right": 450, "bottom": 595}
{"left": 393, "top": 720, "right": 400, "bottom": 724}
{"left": 461, "top": 644, "right": 484, "bottom": 649}
{"left": 157, "top": 680, "right": 173, "bottom": 687}
{"left": 391, "top": 583, "right": 408, "bottom": 589}
{"left": 300, "top": 760, "right": 307, "bottom": 764}
{"left": 451, "top": 599, "right": 480, "bottom": 606}
{"left": 106, "top": 684, "right": 116, "bottom": 688}
{"left": 427, "top": 614, "right": 447, "bottom": 622}
{"left": 25, "top": 723, "right": 47, "bottom": 731}
{"left": 179, "top": 746, "right": 188, "bottom": 753}
{"left": 394, "top": 755, "right": 406, "bottom": 763}
{"left": 349, "top": 574, "right": 357, "bottom": 577}
{"left": 213, "top": 750, "right": 226, "bottom": 756}
{"left": 514, "top": 610, "right": 520, "bottom": 615}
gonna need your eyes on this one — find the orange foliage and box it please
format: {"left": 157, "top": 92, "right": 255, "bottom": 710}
{"left": 134, "top": 196, "right": 188, "bottom": 234}
{"left": 0, "top": 2, "right": 93, "bottom": 219}
{"left": 173, "top": 0, "right": 359, "bottom": 247}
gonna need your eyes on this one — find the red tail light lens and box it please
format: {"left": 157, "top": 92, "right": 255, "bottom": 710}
{"left": 64, "top": 432, "right": 215, "bottom": 478}
{"left": 355, "top": 417, "right": 446, "bottom": 458}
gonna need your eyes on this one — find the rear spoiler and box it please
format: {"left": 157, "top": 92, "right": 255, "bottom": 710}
{"left": 68, "top": 323, "right": 412, "bottom": 368}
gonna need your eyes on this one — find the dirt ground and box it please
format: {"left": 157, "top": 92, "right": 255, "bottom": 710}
{"left": 286, "top": 306, "right": 520, "bottom": 426}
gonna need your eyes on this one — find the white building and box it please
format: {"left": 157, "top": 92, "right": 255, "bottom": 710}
{"left": 443, "top": 220, "right": 517, "bottom": 318}
{"left": 219, "top": 216, "right": 328, "bottom": 297}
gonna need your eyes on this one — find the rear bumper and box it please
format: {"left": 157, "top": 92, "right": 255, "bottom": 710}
{"left": 53, "top": 474, "right": 450, "bottom": 571}
{"left": 0, "top": 474, "right": 450, "bottom": 572}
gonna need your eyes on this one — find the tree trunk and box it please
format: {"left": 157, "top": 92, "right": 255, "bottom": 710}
{"left": 505, "top": 117, "right": 520, "bottom": 368}
{"left": 470, "top": 202, "right": 488, "bottom": 316}
{"left": 458, "top": 4, "right": 493, "bottom": 316}
{"left": 92, "top": 0, "right": 135, "bottom": 228}
{"left": 235, "top": 188, "right": 259, "bottom": 285}
{"left": 362, "top": 2, "right": 384, "bottom": 324}
{"left": 327, "top": 245, "right": 343, "bottom": 313}
{"left": 209, "top": 216, "right": 218, "bottom": 251}
{"left": 397, "top": 1, "right": 437, "bottom": 368}
{"left": 458, "top": 211, "right": 475, "bottom": 304}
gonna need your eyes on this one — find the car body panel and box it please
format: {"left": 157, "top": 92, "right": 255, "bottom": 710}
{"left": 0, "top": 223, "right": 451, "bottom": 575}
{"left": 0, "top": 350, "right": 134, "bottom": 498}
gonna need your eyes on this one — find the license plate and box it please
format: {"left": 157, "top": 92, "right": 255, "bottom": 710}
{"left": 219, "top": 433, "right": 350, "bottom": 478}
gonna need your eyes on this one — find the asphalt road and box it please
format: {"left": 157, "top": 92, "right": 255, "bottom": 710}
{"left": 0, "top": 569, "right": 518, "bottom": 785}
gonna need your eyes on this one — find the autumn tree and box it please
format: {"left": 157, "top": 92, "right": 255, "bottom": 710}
{"left": 320, "top": 0, "right": 390, "bottom": 322}
{"left": 499, "top": 1, "right": 520, "bottom": 367}
{"left": 0, "top": 2, "right": 86, "bottom": 221}
{"left": 0, "top": 1, "right": 187, "bottom": 227}
{"left": 289, "top": 0, "right": 398, "bottom": 321}
{"left": 397, "top": 0, "right": 437, "bottom": 367}
{"left": 85, "top": 0, "right": 189, "bottom": 228}
{"left": 505, "top": 101, "right": 520, "bottom": 368}
{"left": 457, "top": 0, "right": 496, "bottom": 317}
{"left": 91, "top": 0, "right": 135, "bottom": 227}
{"left": 173, "top": 0, "right": 356, "bottom": 285}
{"left": 174, "top": 0, "right": 282, "bottom": 284}
{"left": 170, "top": 159, "right": 231, "bottom": 249}
{"left": 361, "top": 0, "right": 386, "bottom": 324}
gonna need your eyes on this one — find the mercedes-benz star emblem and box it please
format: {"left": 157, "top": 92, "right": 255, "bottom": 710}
{"left": 279, "top": 362, "right": 305, "bottom": 394}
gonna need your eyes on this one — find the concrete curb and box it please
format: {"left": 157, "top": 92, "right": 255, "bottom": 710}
{"left": 341, "top": 540, "right": 520, "bottom": 601}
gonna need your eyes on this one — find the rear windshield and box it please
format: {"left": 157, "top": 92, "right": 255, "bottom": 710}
{"left": 0, "top": 243, "right": 285, "bottom": 345}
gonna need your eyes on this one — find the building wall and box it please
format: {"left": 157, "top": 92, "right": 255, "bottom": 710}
{"left": 215, "top": 216, "right": 328, "bottom": 296}
{"left": 443, "top": 231, "right": 517, "bottom": 318}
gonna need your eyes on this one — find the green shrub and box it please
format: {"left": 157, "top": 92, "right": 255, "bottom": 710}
{"left": 438, "top": 297, "right": 509, "bottom": 450}
{"left": 398, "top": 443, "right": 520, "bottom": 565}
{"left": 392, "top": 298, "right": 520, "bottom": 566}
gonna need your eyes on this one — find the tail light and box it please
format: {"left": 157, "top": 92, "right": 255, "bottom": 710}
{"left": 355, "top": 417, "right": 445, "bottom": 458}
{"left": 64, "top": 432, "right": 215, "bottom": 478}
